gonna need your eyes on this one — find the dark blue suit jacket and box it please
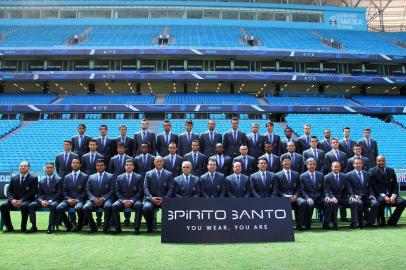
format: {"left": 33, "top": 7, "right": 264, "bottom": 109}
{"left": 173, "top": 174, "right": 201, "bottom": 198}
{"left": 108, "top": 154, "right": 131, "bottom": 179}
{"left": 114, "top": 136, "right": 134, "bottom": 157}
{"left": 226, "top": 174, "right": 250, "bottom": 198}
{"left": 346, "top": 170, "right": 373, "bottom": 197}
{"left": 7, "top": 173, "right": 38, "bottom": 202}
{"left": 133, "top": 131, "right": 156, "bottom": 156}
{"left": 223, "top": 130, "right": 247, "bottom": 158}
{"left": 115, "top": 172, "right": 143, "bottom": 202}
{"left": 302, "top": 148, "right": 325, "bottom": 173}
{"left": 246, "top": 133, "right": 265, "bottom": 158}
{"left": 200, "top": 172, "right": 226, "bottom": 198}
{"left": 178, "top": 132, "right": 199, "bottom": 157}
{"left": 86, "top": 172, "right": 115, "bottom": 201}
{"left": 163, "top": 154, "right": 183, "bottom": 177}
{"left": 250, "top": 171, "right": 275, "bottom": 198}
{"left": 55, "top": 151, "right": 79, "bottom": 178}
{"left": 37, "top": 175, "right": 62, "bottom": 202}
{"left": 133, "top": 153, "right": 155, "bottom": 178}
{"left": 210, "top": 154, "right": 233, "bottom": 176}
{"left": 143, "top": 169, "right": 174, "bottom": 200}
{"left": 263, "top": 132, "right": 282, "bottom": 156}
{"left": 369, "top": 166, "right": 399, "bottom": 198}
{"left": 273, "top": 170, "right": 301, "bottom": 197}
{"left": 324, "top": 149, "right": 348, "bottom": 174}
{"left": 199, "top": 131, "right": 222, "bottom": 157}
{"left": 156, "top": 132, "right": 178, "bottom": 157}
{"left": 184, "top": 151, "right": 208, "bottom": 177}
{"left": 81, "top": 152, "right": 104, "bottom": 175}
{"left": 258, "top": 153, "right": 280, "bottom": 173}
{"left": 339, "top": 138, "right": 356, "bottom": 159}
{"left": 299, "top": 171, "right": 324, "bottom": 200}
{"left": 233, "top": 155, "right": 256, "bottom": 176}
{"left": 63, "top": 171, "right": 88, "bottom": 201}
{"left": 358, "top": 138, "right": 379, "bottom": 167}
{"left": 323, "top": 172, "right": 349, "bottom": 199}
{"left": 71, "top": 134, "right": 92, "bottom": 158}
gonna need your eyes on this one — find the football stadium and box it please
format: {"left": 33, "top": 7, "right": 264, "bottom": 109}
{"left": 0, "top": 0, "right": 405, "bottom": 269}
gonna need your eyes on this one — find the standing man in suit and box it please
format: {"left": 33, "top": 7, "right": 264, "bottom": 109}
{"left": 143, "top": 156, "right": 174, "bottom": 232}
{"left": 156, "top": 119, "right": 178, "bottom": 157}
{"left": 223, "top": 117, "right": 247, "bottom": 158}
{"left": 247, "top": 123, "right": 264, "bottom": 159}
{"left": 81, "top": 139, "right": 104, "bottom": 176}
{"left": 263, "top": 121, "right": 281, "bottom": 156}
{"left": 96, "top": 124, "right": 113, "bottom": 167}
{"left": 250, "top": 158, "right": 275, "bottom": 198}
{"left": 303, "top": 136, "right": 325, "bottom": 173}
{"left": 339, "top": 127, "right": 356, "bottom": 159}
{"left": 280, "top": 141, "right": 305, "bottom": 174}
{"left": 200, "top": 159, "right": 227, "bottom": 198}
{"left": 112, "top": 159, "right": 143, "bottom": 234}
{"left": 319, "top": 129, "right": 332, "bottom": 153}
{"left": 273, "top": 156, "right": 306, "bottom": 230}
{"left": 83, "top": 159, "right": 114, "bottom": 233}
{"left": 324, "top": 138, "right": 347, "bottom": 174}
{"left": 163, "top": 142, "right": 183, "bottom": 177}
{"left": 300, "top": 158, "right": 325, "bottom": 230}
{"left": 56, "top": 158, "right": 88, "bottom": 232}
{"left": 1, "top": 161, "right": 38, "bottom": 232}
{"left": 173, "top": 161, "right": 201, "bottom": 198}
{"left": 183, "top": 140, "right": 208, "bottom": 177}
{"left": 210, "top": 143, "right": 233, "bottom": 177}
{"left": 71, "top": 123, "right": 91, "bottom": 159}
{"left": 346, "top": 158, "right": 379, "bottom": 227}
{"left": 178, "top": 120, "right": 199, "bottom": 157}
{"left": 369, "top": 156, "right": 406, "bottom": 226}
{"left": 258, "top": 142, "right": 280, "bottom": 173}
{"left": 226, "top": 161, "right": 251, "bottom": 198}
{"left": 297, "top": 123, "right": 312, "bottom": 154}
{"left": 200, "top": 120, "right": 222, "bottom": 157}
{"left": 114, "top": 124, "right": 134, "bottom": 157}
{"left": 134, "top": 119, "right": 156, "bottom": 156}
{"left": 27, "top": 162, "right": 62, "bottom": 234}
{"left": 345, "top": 144, "right": 370, "bottom": 172}
{"left": 109, "top": 142, "right": 131, "bottom": 180}
{"left": 359, "top": 128, "right": 379, "bottom": 168}
{"left": 280, "top": 127, "right": 296, "bottom": 155}
{"left": 55, "top": 140, "right": 79, "bottom": 178}
{"left": 233, "top": 145, "right": 256, "bottom": 176}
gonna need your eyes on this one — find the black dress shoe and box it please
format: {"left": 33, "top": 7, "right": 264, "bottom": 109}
{"left": 111, "top": 229, "right": 122, "bottom": 235}
{"left": 103, "top": 229, "right": 109, "bottom": 234}
{"left": 88, "top": 228, "right": 98, "bottom": 234}
{"left": 323, "top": 223, "right": 331, "bottom": 230}
{"left": 146, "top": 228, "right": 154, "bottom": 233}
{"left": 124, "top": 219, "right": 130, "bottom": 227}
{"left": 72, "top": 225, "right": 82, "bottom": 232}
{"left": 4, "top": 227, "right": 14, "bottom": 233}
{"left": 134, "top": 229, "right": 140, "bottom": 235}
{"left": 97, "top": 219, "right": 102, "bottom": 228}
{"left": 387, "top": 222, "right": 400, "bottom": 227}
{"left": 340, "top": 218, "right": 349, "bottom": 222}
{"left": 47, "top": 228, "right": 54, "bottom": 234}
{"left": 65, "top": 224, "right": 73, "bottom": 232}
{"left": 25, "top": 227, "right": 38, "bottom": 233}
{"left": 21, "top": 227, "right": 27, "bottom": 233}
{"left": 350, "top": 224, "right": 359, "bottom": 229}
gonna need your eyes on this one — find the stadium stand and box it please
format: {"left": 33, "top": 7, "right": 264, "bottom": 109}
{"left": 393, "top": 115, "right": 406, "bottom": 127}
{"left": 0, "top": 120, "right": 20, "bottom": 138}
{"left": 58, "top": 94, "right": 156, "bottom": 104}
{"left": 0, "top": 93, "right": 58, "bottom": 104}
{"left": 350, "top": 95, "right": 406, "bottom": 106}
{"left": 165, "top": 93, "right": 260, "bottom": 104}
{"left": 265, "top": 96, "right": 354, "bottom": 106}
{"left": 285, "top": 113, "right": 406, "bottom": 168}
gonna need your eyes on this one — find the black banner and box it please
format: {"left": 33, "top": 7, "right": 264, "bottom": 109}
{"left": 161, "top": 198, "right": 295, "bottom": 243}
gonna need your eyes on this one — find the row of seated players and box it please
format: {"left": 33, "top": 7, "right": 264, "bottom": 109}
{"left": 1, "top": 154, "right": 404, "bottom": 235}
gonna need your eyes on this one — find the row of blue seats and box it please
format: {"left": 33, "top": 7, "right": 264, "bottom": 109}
{"left": 0, "top": 120, "right": 20, "bottom": 137}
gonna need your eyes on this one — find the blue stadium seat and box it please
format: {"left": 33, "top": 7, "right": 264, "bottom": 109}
{"left": 265, "top": 96, "right": 354, "bottom": 106}
{"left": 0, "top": 120, "right": 20, "bottom": 137}
{"left": 351, "top": 95, "right": 406, "bottom": 106}
{"left": 165, "top": 93, "right": 259, "bottom": 105}
{"left": 59, "top": 94, "right": 156, "bottom": 104}
{"left": 0, "top": 93, "right": 58, "bottom": 104}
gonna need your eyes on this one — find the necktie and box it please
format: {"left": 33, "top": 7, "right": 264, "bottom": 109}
{"left": 367, "top": 139, "right": 370, "bottom": 148}
{"left": 261, "top": 173, "right": 266, "bottom": 186}
{"left": 346, "top": 140, "right": 350, "bottom": 150}
{"left": 73, "top": 172, "right": 77, "bottom": 184}
{"left": 157, "top": 171, "right": 161, "bottom": 182}
{"left": 193, "top": 153, "right": 197, "bottom": 165}
{"left": 79, "top": 135, "right": 83, "bottom": 148}
{"left": 165, "top": 134, "right": 169, "bottom": 145}
{"left": 185, "top": 176, "right": 189, "bottom": 189}
{"left": 335, "top": 150, "right": 340, "bottom": 160}
{"left": 120, "top": 155, "right": 123, "bottom": 167}
{"left": 243, "top": 157, "right": 247, "bottom": 169}
{"left": 143, "top": 132, "right": 146, "bottom": 141}
{"left": 291, "top": 153, "right": 295, "bottom": 165}
{"left": 311, "top": 173, "right": 315, "bottom": 186}
{"left": 142, "top": 154, "right": 147, "bottom": 167}
{"left": 306, "top": 136, "right": 310, "bottom": 146}
{"left": 335, "top": 174, "right": 339, "bottom": 185}
{"left": 286, "top": 171, "right": 291, "bottom": 185}
{"left": 98, "top": 173, "right": 102, "bottom": 187}
{"left": 268, "top": 155, "right": 273, "bottom": 168}
{"left": 236, "top": 175, "right": 240, "bottom": 189}
{"left": 46, "top": 176, "right": 50, "bottom": 187}
{"left": 187, "top": 132, "right": 191, "bottom": 142}
{"left": 91, "top": 153, "right": 94, "bottom": 165}
{"left": 102, "top": 138, "right": 106, "bottom": 148}
{"left": 381, "top": 168, "right": 386, "bottom": 176}
{"left": 233, "top": 131, "right": 237, "bottom": 141}
{"left": 218, "top": 156, "right": 223, "bottom": 169}
{"left": 171, "top": 155, "right": 175, "bottom": 168}
{"left": 64, "top": 153, "right": 68, "bottom": 165}
{"left": 121, "top": 137, "right": 125, "bottom": 143}
{"left": 313, "top": 149, "right": 318, "bottom": 160}
{"left": 253, "top": 134, "right": 257, "bottom": 144}
{"left": 269, "top": 133, "right": 273, "bottom": 143}
{"left": 127, "top": 174, "right": 131, "bottom": 188}
{"left": 210, "top": 132, "right": 214, "bottom": 143}
{"left": 210, "top": 173, "right": 215, "bottom": 185}
{"left": 358, "top": 171, "right": 363, "bottom": 185}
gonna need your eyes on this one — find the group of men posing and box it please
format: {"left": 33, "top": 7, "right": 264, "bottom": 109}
{"left": 1, "top": 118, "right": 405, "bottom": 234}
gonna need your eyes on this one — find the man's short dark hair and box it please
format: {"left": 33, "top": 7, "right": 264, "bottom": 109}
{"left": 78, "top": 123, "right": 86, "bottom": 129}
{"left": 64, "top": 140, "right": 72, "bottom": 144}
{"left": 89, "top": 139, "right": 98, "bottom": 144}
{"left": 185, "top": 119, "right": 193, "bottom": 125}
{"left": 99, "top": 124, "right": 108, "bottom": 129}
{"left": 266, "top": 122, "right": 274, "bottom": 127}
{"left": 117, "top": 142, "right": 127, "bottom": 148}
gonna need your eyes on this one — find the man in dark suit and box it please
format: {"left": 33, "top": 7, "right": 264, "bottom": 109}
{"left": 109, "top": 142, "right": 132, "bottom": 180}
{"left": 280, "top": 127, "right": 296, "bottom": 155}
{"left": 56, "top": 158, "right": 88, "bottom": 232}
{"left": 200, "top": 158, "right": 227, "bottom": 198}
{"left": 27, "top": 162, "right": 62, "bottom": 234}
{"left": 114, "top": 124, "right": 134, "bottom": 157}
{"left": 71, "top": 123, "right": 92, "bottom": 159}
{"left": 303, "top": 136, "right": 325, "bottom": 173}
{"left": 55, "top": 140, "right": 79, "bottom": 178}
{"left": 134, "top": 119, "right": 156, "bottom": 156}
{"left": 346, "top": 158, "right": 379, "bottom": 227}
{"left": 323, "top": 161, "right": 357, "bottom": 230}
{"left": 359, "top": 128, "right": 379, "bottom": 167}
{"left": 250, "top": 158, "right": 275, "bottom": 198}
{"left": 96, "top": 124, "right": 113, "bottom": 167}
{"left": 183, "top": 140, "right": 208, "bottom": 177}
{"left": 258, "top": 142, "right": 280, "bottom": 173}
{"left": 233, "top": 145, "right": 256, "bottom": 176}
{"left": 156, "top": 119, "right": 178, "bottom": 157}
{"left": 247, "top": 123, "right": 265, "bottom": 159}
{"left": 142, "top": 156, "right": 174, "bottom": 232}
{"left": 369, "top": 156, "right": 406, "bottom": 226}
{"left": 273, "top": 156, "right": 306, "bottom": 230}
{"left": 178, "top": 120, "right": 199, "bottom": 157}
{"left": 173, "top": 161, "right": 201, "bottom": 198}
{"left": 112, "top": 160, "right": 143, "bottom": 234}
{"left": 297, "top": 123, "right": 312, "bottom": 154}
{"left": 223, "top": 117, "right": 248, "bottom": 158}
{"left": 280, "top": 141, "right": 305, "bottom": 174}
{"left": 163, "top": 142, "right": 183, "bottom": 177}
{"left": 200, "top": 120, "right": 222, "bottom": 157}
{"left": 81, "top": 139, "right": 104, "bottom": 176}
{"left": 226, "top": 161, "right": 251, "bottom": 198}
{"left": 339, "top": 127, "right": 356, "bottom": 159}
{"left": 345, "top": 144, "right": 370, "bottom": 172}
{"left": 133, "top": 142, "right": 155, "bottom": 179}
{"left": 324, "top": 138, "right": 348, "bottom": 174}
{"left": 319, "top": 129, "right": 332, "bottom": 153}
{"left": 0, "top": 161, "right": 38, "bottom": 232}
{"left": 210, "top": 143, "right": 232, "bottom": 176}
{"left": 300, "top": 158, "right": 325, "bottom": 230}
{"left": 83, "top": 159, "right": 115, "bottom": 233}
{"left": 263, "top": 121, "right": 281, "bottom": 156}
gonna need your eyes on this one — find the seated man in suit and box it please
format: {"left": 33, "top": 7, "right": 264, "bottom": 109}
{"left": 112, "top": 159, "right": 143, "bottom": 234}
{"left": 200, "top": 120, "right": 222, "bottom": 157}
{"left": 233, "top": 145, "right": 256, "bottom": 176}
{"left": 133, "top": 119, "right": 155, "bottom": 156}
{"left": 346, "top": 144, "right": 370, "bottom": 172}
{"left": 173, "top": 161, "right": 201, "bottom": 198}
{"left": 200, "top": 158, "right": 227, "bottom": 198}
{"left": 143, "top": 156, "right": 174, "bottom": 232}
{"left": 210, "top": 143, "right": 232, "bottom": 176}
{"left": 71, "top": 123, "right": 92, "bottom": 159}
{"left": 323, "top": 161, "right": 357, "bottom": 230}
{"left": 55, "top": 140, "right": 78, "bottom": 178}
{"left": 250, "top": 158, "right": 275, "bottom": 198}
{"left": 359, "top": 128, "right": 378, "bottom": 168}
{"left": 300, "top": 158, "right": 325, "bottom": 230}
{"left": 339, "top": 127, "right": 356, "bottom": 159}
{"left": 324, "top": 138, "right": 347, "bottom": 174}
{"left": 258, "top": 142, "right": 280, "bottom": 173}
{"left": 273, "top": 156, "right": 306, "bottom": 230}
{"left": 280, "top": 141, "right": 305, "bottom": 174}
{"left": 27, "top": 162, "right": 62, "bottom": 234}
{"left": 178, "top": 120, "right": 199, "bottom": 157}
{"left": 263, "top": 121, "right": 281, "bottom": 156}
{"left": 369, "top": 156, "right": 406, "bottom": 226}
{"left": 0, "top": 161, "right": 38, "bottom": 232}
{"left": 163, "top": 142, "right": 183, "bottom": 177}
{"left": 302, "top": 136, "right": 325, "bottom": 173}
{"left": 156, "top": 119, "right": 178, "bottom": 157}
{"left": 226, "top": 161, "right": 251, "bottom": 198}
{"left": 82, "top": 139, "right": 104, "bottom": 176}
{"left": 346, "top": 158, "right": 379, "bottom": 227}
{"left": 184, "top": 140, "right": 208, "bottom": 177}
{"left": 83, "top": 159, "right": 114, "bottom": 233}
{"left": 223, "top": 117, "right": 248, "bottom": 158}
{"left": 247, "top": 123, "right": 265, "bottom": 159}
{"left": 56, "top": 158, "right": 88, "bottom": 232}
